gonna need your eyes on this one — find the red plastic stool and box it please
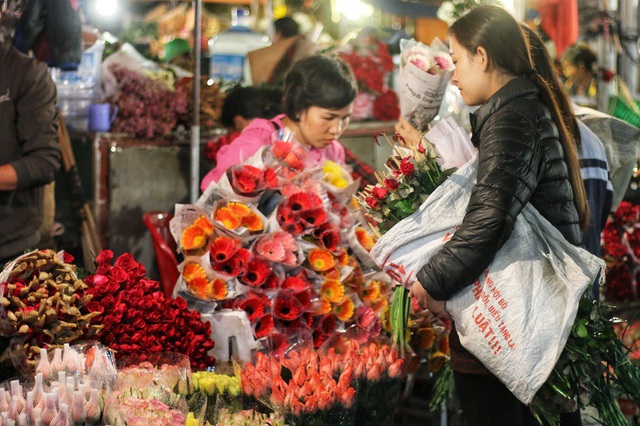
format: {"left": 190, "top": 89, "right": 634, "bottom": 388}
{"left": 143, "top": 211, "right": 179, "bottom": 297}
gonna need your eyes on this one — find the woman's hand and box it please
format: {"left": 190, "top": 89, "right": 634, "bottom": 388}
{"left": 409, "top": 281, "right": 451, "bottom": 319}
{"left": 394, "top": 117, "right": 422, "bottom": 146}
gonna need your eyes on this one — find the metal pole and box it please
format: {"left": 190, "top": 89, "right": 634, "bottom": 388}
{"left": 191, "top": 0, "right": 202, "bottom": 203}
{"left": 620, "top": 0, "right": 639, "bottom": 97}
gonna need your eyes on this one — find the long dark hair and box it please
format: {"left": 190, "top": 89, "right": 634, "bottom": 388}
{"left": 283, "top": 54, "right": 357, "bottom": 121}
{"left": 449, "top": 5, "right": 590, "bottom": 231}
{"left": 521, "top": 25, "right": 581, "bottom": 147}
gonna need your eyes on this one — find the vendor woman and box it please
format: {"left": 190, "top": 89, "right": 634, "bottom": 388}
{"left": 200, "top": 54, "right": 357, "bottom": 191}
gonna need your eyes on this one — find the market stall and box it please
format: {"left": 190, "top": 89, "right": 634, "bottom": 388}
{"left": 0, "top": 1, "right": 639, "bottom": 425}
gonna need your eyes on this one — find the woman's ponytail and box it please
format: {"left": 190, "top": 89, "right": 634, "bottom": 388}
{"left": 528, "top": 72, "right": 591, "bottom": 231}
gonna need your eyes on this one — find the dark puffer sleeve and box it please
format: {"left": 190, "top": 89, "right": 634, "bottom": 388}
{"left": 416, "top": 108, "right": 544, "bottom": 300}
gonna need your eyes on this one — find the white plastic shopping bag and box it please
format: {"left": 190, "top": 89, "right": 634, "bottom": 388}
{"left": 369, "top": 155, "right": 604, "bottom": 404}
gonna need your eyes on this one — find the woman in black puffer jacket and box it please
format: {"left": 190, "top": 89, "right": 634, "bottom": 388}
{"left": 409, "top": 5, "right": 590, "bottom": 426}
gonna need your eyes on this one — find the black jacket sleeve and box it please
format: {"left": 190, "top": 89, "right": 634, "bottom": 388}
{"left": 416, "top": 108, "right": 544, "bottom": 300}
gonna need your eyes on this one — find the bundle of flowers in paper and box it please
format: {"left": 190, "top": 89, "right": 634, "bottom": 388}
{"left": 398, "top": 38, "right": 454, "bottom": 131}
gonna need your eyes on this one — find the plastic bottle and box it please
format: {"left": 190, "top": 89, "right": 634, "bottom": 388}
{"left": 208, "top": 7, "right": 270, "bottom": 85}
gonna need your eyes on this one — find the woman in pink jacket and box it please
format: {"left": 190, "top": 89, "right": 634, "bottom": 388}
{"left": 201, "top": 54, "right": 357, "bottom": 191}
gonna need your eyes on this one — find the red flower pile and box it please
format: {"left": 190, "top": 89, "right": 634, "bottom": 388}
{"left": 84, "top": 250, "right": 215, "bottom": 370}
{"left": 204, "top": 131, "right": 240, "bottom": 165}
{"left": 602, "top": 201, "right": 640, "bottom": 301}
{"left": 227, "top": 165, "right": 279, "bottom": 197}
{"left": 339, "top": 35, "right": 399, "bottom": 121}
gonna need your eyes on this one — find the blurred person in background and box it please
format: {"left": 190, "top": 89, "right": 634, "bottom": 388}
{"left": 561, "top": 43, "right": 598, "bottom": 100}
{"left": 13, "top": 0, "right": 82, "bottom": 70}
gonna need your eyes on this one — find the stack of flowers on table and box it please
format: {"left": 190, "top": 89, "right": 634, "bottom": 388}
{"left": 240, "top": 341, "right": 403, "bottom": 426}
{"left": 601, "top": 201, "right": 640, "bottom": 302}
{"left": 82, "top": 250, "right": 216, "bottom": 370}
{"left": 171, "top": 137, "right": 393, "bottom": 360}
{"left": 103, "top": 352, "right": 194, "bottom": 426}
{"left": 0, "top": 250, "right": 104, "bottom": 376}
{"left": 338, "top": 33, "right": 399, "bottom": 122}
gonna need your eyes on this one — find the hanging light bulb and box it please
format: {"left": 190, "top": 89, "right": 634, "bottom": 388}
{"left": 96, "top": 0, "right": 118, "bottom": 17}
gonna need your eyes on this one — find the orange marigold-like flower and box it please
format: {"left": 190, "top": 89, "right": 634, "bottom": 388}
{"left": 337, "top": 250, "right": 350, "bottom": 266}
{"left": 308, "top": 248, "right": 335, "bottom": 272}
{"left": 215, "top": 207, "right": 242, "bottom": 230}
{"left": 333, "top": 297, "right": 355, "bottom": 321}
{"left": 355, "top": 227, "right": 376, "bottom": 251}
{"left": 242, "top": 212, "right": 264, "bottom": 232}
{"left": 321, "top": 280, "right": 345, "bottom": 303}
{"left": 183, "top": 262, "right": 207, "bottom": 282}
{"left": 193, "top": 216, "right": 215, "bottom": 236}
{"left": 360, "top": 281, "right": 381, "bottom": 302}
{"left": 181, "top": 225, "right": 208, "bottom": 251}
{"left": 187, "top": 276, "right": 209, "bottom": 299}
{"left": 311, "top": 297, "right": 332, "bottom": 315}
{"left": 227, "top": 202, "right": 251, "bottom": 218}
{"left": 207, "top": 278, "right": 228, "bottom": 300}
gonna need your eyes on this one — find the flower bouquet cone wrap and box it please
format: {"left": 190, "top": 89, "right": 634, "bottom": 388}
{"left": 398, "top": 38, "right": 454, "bottom": 131}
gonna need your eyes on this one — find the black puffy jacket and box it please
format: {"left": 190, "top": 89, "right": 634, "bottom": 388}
{"left": 417, "top": 77, "right": 582, "bottom": 301}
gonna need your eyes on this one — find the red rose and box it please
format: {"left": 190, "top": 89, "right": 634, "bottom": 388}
{"left": 372, "top": 186, "right": 389, "bottom": 200}
{"left": 109, "top": 266, "right": 129, "bottom": 284}
{"left": 417, "top": 142, "right": 426, "bottom": 153}
{"left": 366, "top": 196, "right": 382, "bottom": 210}
{"left": 400, "top": 158, "right": 415, "bottom": 175}
{"left": 132, "top": 318, "right": 146, "bottom": 329}
{"left": 373, "top": 90, "right": 400, "bottom": 121}
{"left": 95, "top": 250, "right": 114, "bottom": 266}
{"left": 147, "top": 312, "right": 162, "bottom": 323}
{"left": 384, "top": 178, "right": 399, "bottom": 190}
{"left": 62, "top": 251, "right": 75, "bottom": 264}
{"left": 85, "top": 301, "right": 104, "bottom": 314}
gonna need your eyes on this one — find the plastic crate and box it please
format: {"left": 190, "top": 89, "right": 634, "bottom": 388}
{"left": 609, "top": 96, "right": 640, "bottom": 128}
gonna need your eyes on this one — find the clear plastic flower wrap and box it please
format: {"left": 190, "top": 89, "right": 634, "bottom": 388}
{"left": 103, "top": 352, "right": 193, "bottom": 425}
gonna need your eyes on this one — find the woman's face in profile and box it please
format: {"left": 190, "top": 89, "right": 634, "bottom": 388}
{"left": 297, "top": 103, "right": 354, "bottom": 148}
{"left": 450, "top": 37, "right": 490, "bottom": 106}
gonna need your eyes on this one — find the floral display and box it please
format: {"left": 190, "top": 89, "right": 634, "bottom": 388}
{"left": 359, "top": 133, "right": 455, "bottom": 235}
{"left": 215, "top": 408, "right": 285, "bottom": 426}
{"left": 104, "top": 356, "right": 192, "bottom": 426}
{"left": 107, "top": 65, "right": 188, "bottom": 138}
{"left": 339, "top": 34, "right": 399, "bottom": 122}
{"left": 0, "top": 372, "right": 103, "bottom": 425}
{"left": 0, "top": 250, "right": 103, "bottom": 373}
{"left": 173, "top": 138, "right": 393, "bottom": 360}
{"left": 83, "top": 250, "right": 215, "bottom": 370}
{"left": 601, "top": 201, "right": 640, "bottom": 301}
{"left": 240, "top": 342, "right": 402, "bottom": 425}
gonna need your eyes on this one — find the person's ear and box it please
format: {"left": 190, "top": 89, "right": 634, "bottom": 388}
{"left": 476, "top": 46, "right": 490, "bottom": 72}
{"left": 233, "top": 115, "right": 248, "bottom": 131}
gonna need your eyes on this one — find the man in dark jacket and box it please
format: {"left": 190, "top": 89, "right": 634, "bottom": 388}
{"left": 0, "top": 41, "right": 60, "bottom": 265}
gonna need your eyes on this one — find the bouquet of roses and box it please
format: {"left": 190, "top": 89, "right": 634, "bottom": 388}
{"left": 398, "top": 38, "right": 454, "bottom": 131}
{"left": 338, "top": 33, "right": 399, "bottom": 122}
{"left": 83, "top": 250, "right": 215, "bottom": 370}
